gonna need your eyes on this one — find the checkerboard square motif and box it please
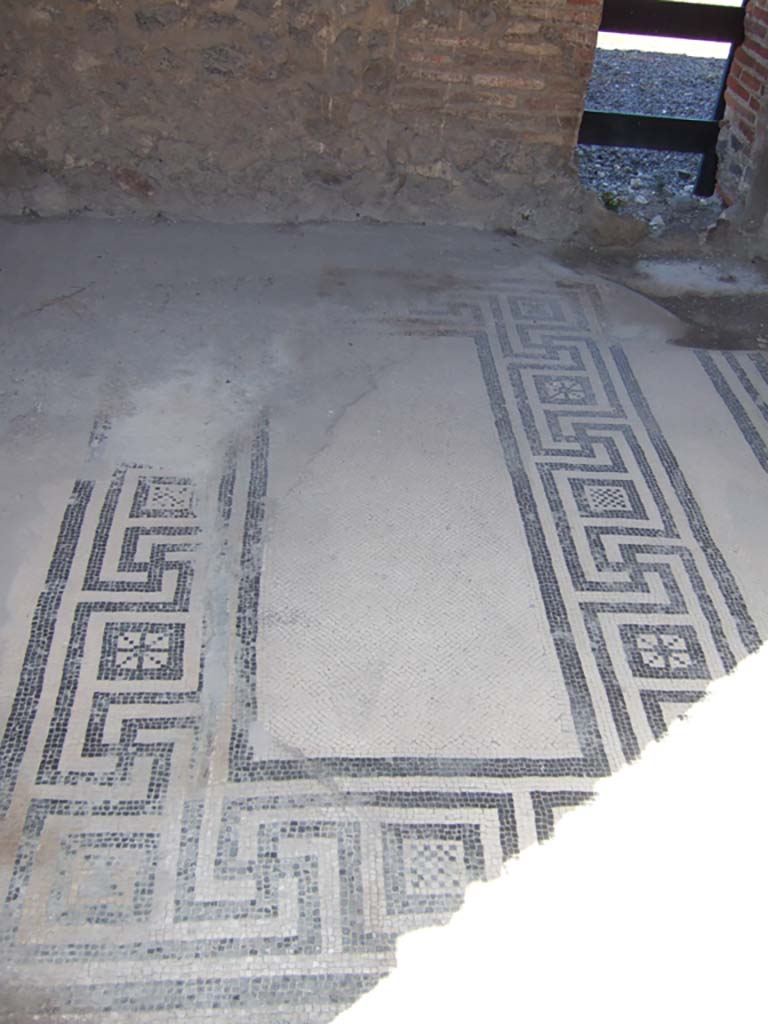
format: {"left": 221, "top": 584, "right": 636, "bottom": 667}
{"left": 99, "top": 622, "right": 185, "bottom": 680}
{"left": 404, "top": 839, "right": 467, "bottom": 896}
{"left": 620, "top": 624, "right": 709, "bottom": 680}
{"left": 381, "top": 823, "right": 485, "bottom": 917}
{"left": 570, "top": 477, "right": 647, "bottom": 520}
{"left": 130, "top": 476, "right": 195, "bottom": 518}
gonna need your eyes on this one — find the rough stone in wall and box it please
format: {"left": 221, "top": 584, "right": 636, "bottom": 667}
{"left": 0, "top": 0, "right": 603, "bottom": 233}
{"left": 716, "top": 0, "right": 768, "bottom": 240}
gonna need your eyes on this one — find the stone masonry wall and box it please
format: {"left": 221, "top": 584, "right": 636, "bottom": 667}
{"left": 717, "top": 0, "right": 768, "bottom": 239}
{"left": 0, "top": 0, "right": 601, "bottom": 231}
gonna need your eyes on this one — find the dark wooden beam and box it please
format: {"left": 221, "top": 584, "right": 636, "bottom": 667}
{"left": 578, "top": 110, "right": 720, "bottom": 153}
{"left": 600, "top": 0, "right": 745, "bottom": 44}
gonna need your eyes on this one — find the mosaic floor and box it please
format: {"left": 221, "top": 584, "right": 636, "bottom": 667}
{"left": 0, "top": 223, "right": 766, "bottom": 1022}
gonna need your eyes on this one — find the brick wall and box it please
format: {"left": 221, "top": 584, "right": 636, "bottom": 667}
{"left": 0, "top": 0, "right": 602, "bottom": 231}
{"left": 717, "top": 0, "right": 768, "bottom": 234}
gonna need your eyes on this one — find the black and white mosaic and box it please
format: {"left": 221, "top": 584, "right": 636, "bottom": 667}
{"left": 0, "top": 283, "right": 762, "bottom": 1022}
{"left": 697, "top": 350, "right": 768, "bottom": 475}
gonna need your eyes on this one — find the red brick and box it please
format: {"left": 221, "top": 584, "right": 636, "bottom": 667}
{"left": 401, "top": 33, "right": 489, "bottom": 53}
{"left": 400, "top": 51, "right": 462, "bottom": 67}
{"left": 737, "top": 118, "right": 756, "bottom": 143}
{"left": 398, "top": 65, "right": 471, "bottom": 85}
{"left": 737, "top": 69, "right": 762, "bottom": 95}
{"left": 471, "top": 72, "right": 546, "bottom": 90}
{"left": 726, "top": 93, "right": 757, "bottom": 126}
{"left": 732, "top": 50, "right": 765, "bottom": 79}
{"left": 747, "top": 5, "right": 768, "bottom": 33}
{"left": 728, "top": 78, "right": 753, "bottom": 105}
{"left": 497, "top": 40, "right": 562, "bottom": 57}
{"left": 743, "top": 39, "right": 768, "bottom": 65}
{"left": 449, "top": 91, "right": 520, "bottom": 110}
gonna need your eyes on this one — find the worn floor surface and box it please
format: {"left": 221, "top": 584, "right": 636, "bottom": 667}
{"left": 0, "top": 221, "right": 766, "bottom": 1022}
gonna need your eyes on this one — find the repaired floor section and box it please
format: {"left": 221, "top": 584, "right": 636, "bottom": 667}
{"left": 0, "top": 222, "right": 766, "bottom": 1022}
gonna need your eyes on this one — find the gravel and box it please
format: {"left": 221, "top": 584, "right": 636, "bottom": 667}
{"left": 577, "top": 49, "right": 729, "bottom": 230}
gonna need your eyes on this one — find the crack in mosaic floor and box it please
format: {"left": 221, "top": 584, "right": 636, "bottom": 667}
{"left": 0, "top": 277, "right": 765, "bottom": 1022}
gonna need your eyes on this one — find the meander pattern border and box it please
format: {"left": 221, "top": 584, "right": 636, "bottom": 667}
{"left": 0, "top": 282, "right": 760, "bottom": 1019}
